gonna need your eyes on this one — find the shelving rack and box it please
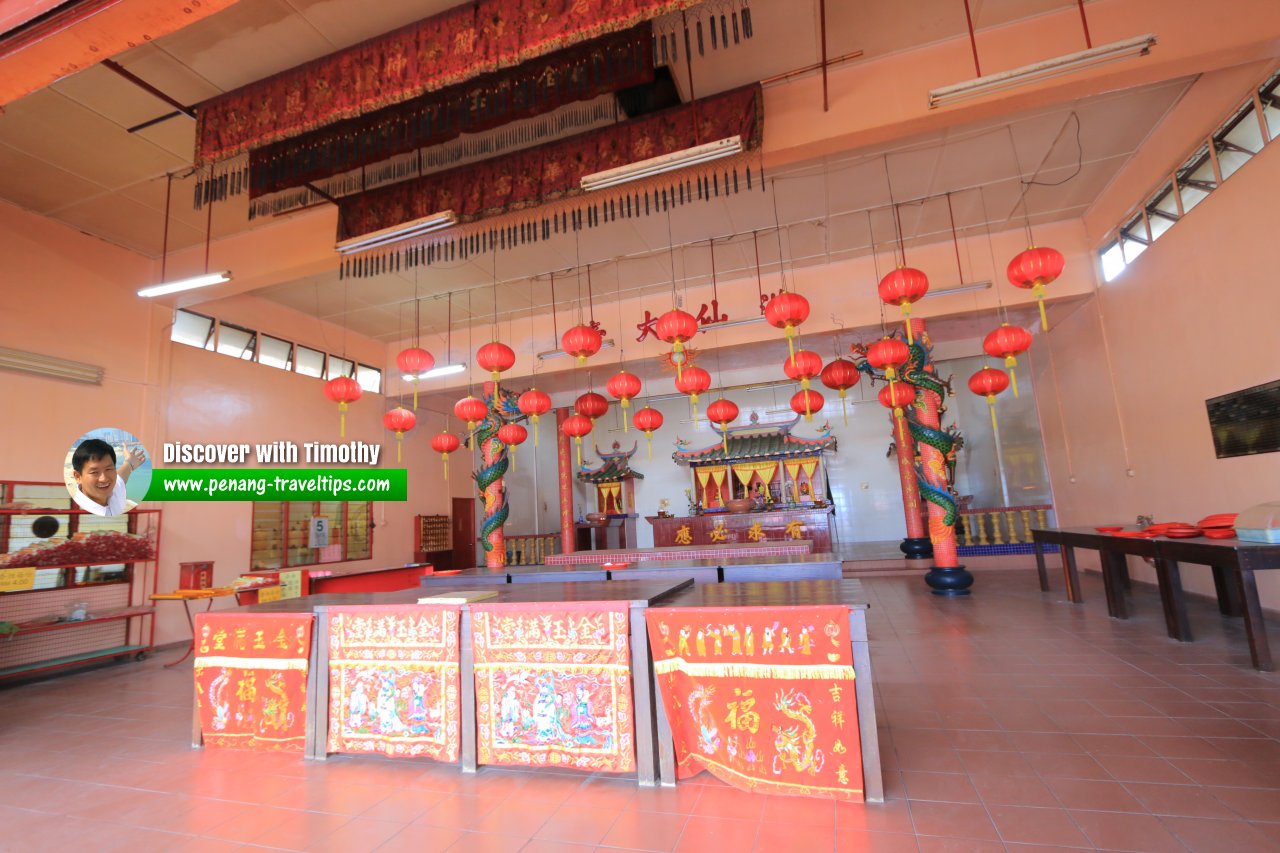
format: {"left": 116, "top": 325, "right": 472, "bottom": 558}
{"left": 0, "top": 480, "right": 160, "bottom": 680}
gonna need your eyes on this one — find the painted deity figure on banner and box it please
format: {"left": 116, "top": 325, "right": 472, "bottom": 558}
{"left": 498, "top": 686, "right": 523, "bottom": 740}
{"left": 532, "top": 674, "right": 568, "bottom": 743}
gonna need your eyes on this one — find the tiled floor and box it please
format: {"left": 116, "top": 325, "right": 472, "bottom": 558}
{"left": 2, "top": 571, "right": 1279, "bottom": 852}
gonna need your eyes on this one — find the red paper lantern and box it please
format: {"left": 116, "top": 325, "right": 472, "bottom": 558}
{"left": 764, "top": 292, "right": 811, "bottom": 358}
{"left": 561, "top": 324, "right": 603, "bottom": 365}
{"left": 866, "top": 337, "right": 910, "bottom": 380}
{"left": 1007, "top": 246, "right": 1064, "bottom": 331}
{"left": 606, "top": 370, "right": 643, "bottom": 431}
{"left": 969, "top": 366, "right": 1011, "bottom": 433}
{"left": 790, "top": 389, "right": 825, "bottom": 423}
{"left": 982, "top": 323, "right": 1033, "bottom": 398}
{"left": 878, "top": 267, "right": 930, "bottom": 344}
{"left": 516, "top": 388, "right": 552, "bottom": 446}
{"left": 454, "top": 395, "right": 488, "bottom": 430}
{"left": 877, "top": 382, "right": 916, "bottom": 418}
{"left": 476, "top": 342, "right": 516, "bottom": 402}
{"left": 396, "top": 346, "right": 434, "bottom": 410}
{"left": 382, "top": 406, "right": 416, "bottom": 462}
{"left": 632, "top": 406, "right": 664, "bottom": 460}
{"left": 706, "top": 397, "right": 739, "bottom": 453}
{"left": 655, "top": 308, "right": 699, "bottom": 378}
{"left": 430, "top": 430, "right": 461, "bottom": 479}
{"left": 575, "top": 391, "right": 609, "bottom": 422}
{"left": 821, "top": 357, "right": 860, "bottom": 425}
{"left": 561, "top": 413, "right": 594, "bottom": 466}
{"left": 497, "top": 422, "right": 528, "bottom": 471}
{"left": 783, "top": 350, "right": 823, "bottom": 391}
{"left": 323, "top": 376, "right": 362, "bottom": 438}
{"left": 674, "top": 365, "right": 712, "bottom": 425}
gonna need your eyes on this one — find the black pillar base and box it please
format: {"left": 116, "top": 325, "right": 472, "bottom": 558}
{"left": 900, "top": 537, "right": 933, "bottom": 560}
{"left": 924, "top": 565, "right": 974, "bottom": 596}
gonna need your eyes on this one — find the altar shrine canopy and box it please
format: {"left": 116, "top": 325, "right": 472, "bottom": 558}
{"left": 577, "top": 442, "right": 644, "bottom": 515}
{"left": 673, "top": 414, "right": 836, "bottom": 510}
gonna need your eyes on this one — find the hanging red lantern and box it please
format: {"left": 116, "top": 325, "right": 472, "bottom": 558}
{"left": 878, "top": 382, "right": 917, "bottom": 419}
{"left": 674, "top": 365, "right": 712, "bottom": 425}
{"left": 866, "top": 338, "right": 910, "bottom": 381}
{"left": 396, "top": 346, "right": 434, "bottom": 410}
{"left": 878, "top": 267, "right": 929, "bottom": 344}
{"left": 430, "top": 430, "right": 461, "bottom": 480}
{"left": 1007, "top": 246, "right": 1064, "bottom": 331}
{"left": 454, "top": 395, "right": 488, "bottom": 431}
{"left": 982, "top": 324, "right": 1033, "bottom": 398}
{"left": 561, "top": 413, "right": 594, "bottom": 466}
{"left": 605, "top": 370, "right": 643, "bottom": 432}
{"left": 574, "top": 391, "right": 609, "bottom": 422}
{"left": 476, "top": 342, "right": 516, "bottom": 402}
{"left": 516, "top": 388, "right": 552, "bottom": 446}
{"left": 782, "top": 350, "right": 823, "bottom": 390}
{"left": 497, "top": 422, "right": 528, "bottom": 471}
{"left": 706, "top": 397, "right": 739, "bottom": 454}
{"left": 969, "top": 366, "right": 1011, "bottom": 433}
{"left": 562, "top": 324, "right": 603, "bottom": 365}
{"left": 764, "top": 292, "right": 811, "bottom": 359}
{"left": 632, "top": 406, "right": 664, "bottom": 460}
{"left": 655, "top": 309, "right": 699, "bottom": 379}
{"left": 790, "top": 389, "right": 825, "bottom": 423}
{"left": 382, "top": 407, "right": 416, "bottom": 463}
{"left": 820, "top": 358, "right": 860, "bottom": 425}
{"left": 323, "top": 376, "right": 362, "bottom": 438}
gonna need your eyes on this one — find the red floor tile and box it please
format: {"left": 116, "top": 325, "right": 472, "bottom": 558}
{"left": 1042, "top": 777, "right": 1144, "bottom": 812}
{"left": 673, "top": 815, "right": 758, "bottom": 853}
{"left": 986, "top": 805, "right": 1091, "bottom": 847}
{"left": 598, "top": 809, "right": 688, "bottom": 852}
{"left": 906, "top": 801, "right": 999, "bottom": 841}
{"left": 1122, "top": 781, "right": 1238, "bottom": 819}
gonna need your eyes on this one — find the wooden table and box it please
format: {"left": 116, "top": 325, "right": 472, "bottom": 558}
{"left": 1032, "top": 528, "right": 1279, "bottom": 671}
{"left": 648, "top": 507, "right": 834, "bottom": 550}
{"left": 419, "top": 555, "right": 844, "bottom": 588}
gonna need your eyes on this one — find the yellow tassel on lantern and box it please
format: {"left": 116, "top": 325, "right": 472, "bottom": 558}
{"left": 721, "top": 426, "right": 729, "bottom": 453}
{"left": 785, "top": 326, "right": 798, "bottom": 359}
{"left": 645, "top": 432, "right": 653, "bottom": 460}
{"left": 1004, "top": 355, "right": 1020, "bottom": 398}
{"left": 411, "top": 379, "right": 419, "bottom": 411}
{"left": 690, "top": 393, "right": 700, "bottom": 427}
{"left": 839, "top": 390, "right": 849, "bottom": 426}
{"left": 338, "top": 401, "right": 348, "bottom": 438}
{"left": 621, "top": 398, "right": 630, "bottom": 432}
{"left": 396, "top": 434, "right": 403, "bottom": 463}
{"left": 510, "top": 445, "right": 517, "bottom": 471}
{"left": 575, "top": 436, "right": 583, "bottom": 467}
{"left": 441, "top": 452, "right": 449, "bottom": 480}
{"left": 673, "top": 341, "right": 685, "bottom": 379}
{"left": 901, "top": 304, "right": 915, "bottom": 344}
{"left": 1032, "top": 282, "right": 1049, "bottom": 330}
{"left": 987, "top": 397, "right": 1000, "bottom": 434}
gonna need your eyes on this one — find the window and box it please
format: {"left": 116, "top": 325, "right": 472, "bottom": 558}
{"left": 250, "top": 501, "right": 373, "bottom": 569}
{"left": 1214, "top": 100, "right": 1263, "bottom": 181}
{"left": 259, "top": 334, "right": 294, "bottom": 370}
{"left": 356, "top": 363, "right": 382, "bottom": 394}
{"left": 1100, "top": 241, "right": 1126, "bottom": 282}
{"left": 215, "top": 321, "right": 257, "bottom": 360}
{"left": 172, "top": 309, "right": 215, "bottom": 349}
{"left": 296, "top": 345, "right": 326, "bottom": 378}
{"left": 326, "top": 356, "right": 354, "bottom": 380}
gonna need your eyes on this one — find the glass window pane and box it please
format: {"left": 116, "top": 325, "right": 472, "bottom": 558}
{"left": 1261, "top": 73, "right": 1280, "bottom": 140}
{"left": 216, "top": 322, "right": 256, "bottom": 360}
{"left": 347, "top": 503, "right": 371, "bottom": 560}
{"left": 1220, "top": 101, "right": 1264, "bottom": 156}
{"left": 1121, "top": 214, "right": 1149, "bottom": 244}
{"left": 172, "top": 309, "right": 214, "bottom": 349}
{"left": 296, "top": 346, "right": 325, "bottom": 378}
{"left": 259, "top": 335, "right": 293, "bottom": 370}
{"left": 326, "top": 356, "right": 354, "bottom": 380}
{"left": 1100, "top": 242, "right": 1126, "bottom": 282}
{"left": 1147, "top": 214, "right": 1175, "bottom": 241}
{"left": 1147, "top": 181, "right": 1179, "bottom": 218}
{"left": 1121, "top": 237, "right": 1147, "bottom": 264}
{"left": 356, "top": 364, "right": 381, "bottom": 394}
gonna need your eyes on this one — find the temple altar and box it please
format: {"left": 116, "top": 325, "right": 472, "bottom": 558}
{"left": 647, "top": 508, "right": 834, "bottom": 550}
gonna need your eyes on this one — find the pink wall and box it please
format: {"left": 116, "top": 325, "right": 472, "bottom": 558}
{"left": 1033, "top": 139, "right": 1280, "bottom": 608}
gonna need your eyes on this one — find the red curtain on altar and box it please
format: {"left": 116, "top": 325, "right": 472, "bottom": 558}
{"left": 337, "top": 83, "right": 761, "bottom": 239}
{"left": 471, "top": 601, "right": 635, "bottom": 772}
{"left": 326, "top": 605, "right": 462, "bottom": 761}
{"left": 193, "top": 612, "right": 313, "bottom": 752}
{"left": 645, "top": 605, "right": 863, "bottom": 801}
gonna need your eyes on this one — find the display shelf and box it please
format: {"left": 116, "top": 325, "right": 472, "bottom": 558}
{"left": 1, "top": 577, "right": 131, "bottom": 597}
{"left": 0, "top": 560, "right": 134, "bottom": 571}
{"left": 9, "top": 606, "right": 155, "bottom": 637}
{"left": 0, "top": 644, "right": 149, "bottom": 679}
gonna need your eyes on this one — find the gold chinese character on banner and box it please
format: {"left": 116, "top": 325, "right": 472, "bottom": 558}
{"left": 236, "top": 673, "right": 257, "bottom": 703}
{"left": 213, "top": 628, "right": 227, "bottom": 650}
{"left": 829, "top": 683, "right": 843, "bottom": 703}
{"left": 833, "top": 739, "right": 848, "bottom": 754}
{"left": 674, "top": 525, "right": 692, "bottom": 545}
{"left": 746, "top": 522, "right": 765, "bottom": 542}
{"left": 837, "top": 763, "right": 850, "bottom": 785}
{"left": 709, "top": 522, "right": 727, "bottom": 543}
{"left": 724, "top": 688, "right": 760, "bottom": 733}
{"left": 253, "top": 630, "right": 266, "bottom": 650}
{"left": 274, "top": 628, "right": 290, "bottom": 650}
{"left": 831, "top": 709, "right": 846, "bottom": 728}
{"left": 233, "top": 627, "right": 247, "bottom": 649}
{"left": 785, "top": 519, "right": 804, "bottom": 539}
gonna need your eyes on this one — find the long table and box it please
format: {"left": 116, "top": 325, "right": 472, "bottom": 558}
{"left": 420, "top": 554, "right": 844, "bottom": 587}
{"left": 1032, "top": 527, "right": 1279, "bottom": 670}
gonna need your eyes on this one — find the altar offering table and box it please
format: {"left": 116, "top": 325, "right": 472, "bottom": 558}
{"left": 648, "top": 507, "right": 834, "bottom": 550}
{"left": 546, "top": 540, "right": 812, "bottom": 565}
{"left": 419, "top": 554, "right": 844, "bottom": 588}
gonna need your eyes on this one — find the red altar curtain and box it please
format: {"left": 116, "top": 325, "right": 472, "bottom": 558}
{"left": 195, "top": 0, "right": 703, "bottom": 163}
{"left": 471, "top": 601, "right": 635, "bottom": 772}
{"left": 645, "top": 606, "right": 863, "bottom": 801}
{"left": 248, "top": 24, "right": 654, "bottom": 199}
{"left": 326, "top": 605, "right": 462, "bottom": 761}
{"left": 337, "top": 83, "right": 761, "bottom": 240}
{"left": 194, "top": 612, "right": 313, "bottom": 752}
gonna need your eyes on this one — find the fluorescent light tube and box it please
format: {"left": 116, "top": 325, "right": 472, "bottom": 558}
{"left": 537, "top": 339, "right": 616, "bottom": 361}
{"left": 0, "top": 346, "right": 103, "bottom": 384}
{"left": 929, "top": 34, "right": 1156, "bottom": 108}
{"left": 920, "top": 280, "right": 992, "bottom": 300}
{"left": 581, "top": 137, "right": 743, "bottom": 191}
{"left": 137, "top": 270, "right": 232, "bottom": 298}
{"left": 403, "top": 363, "right": 467, "bottom": 381}
{"left": 699, "top": 315, "right": 766, "bottom": 331}
{"left": 336, "top": 210, "right": 458, "bottom": 254}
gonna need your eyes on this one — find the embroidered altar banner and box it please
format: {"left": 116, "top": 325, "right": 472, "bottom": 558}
{"left": 471, "top": 602, "right": 635, "bottom": 772}
{"left": 195, "top": 0, "right": 704, "bottom": 163}
{"left": 249, "top": 25, "right": 654, "bottom": 198}
{"left": 194, "top": 612, "right": 313, "bottom": 752}
{"left": 645, "top": 606, "right": 863, "bottom": 801}
{"left": 326, "top": 606, "right": 462, "bottom": 761}
{"left": 337, "top": 84, "right": 761, "bottom": 239}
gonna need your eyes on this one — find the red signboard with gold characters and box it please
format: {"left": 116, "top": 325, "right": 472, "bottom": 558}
{"left": 645, "top": 606, "right": 863, "bottom": 801}
{"left": 194, "top": 612, "right": 313, "bottom": 752}
{"left": 471, "top": 602, "right": 634, "bottom": 773}
{"left": 326, "top": 605, "right": 462, "bottom": 761}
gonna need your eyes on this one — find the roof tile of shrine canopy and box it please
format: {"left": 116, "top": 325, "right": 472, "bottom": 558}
{"left": 672, "top": 413, "right": 837, "bottom": 465}
{"left": 578, "top": 441, "right": 645, "bottom": 484}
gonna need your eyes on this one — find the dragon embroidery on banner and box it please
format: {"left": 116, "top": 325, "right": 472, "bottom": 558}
{"left": 772, "top": 689, "right": 824, "bottom": 776}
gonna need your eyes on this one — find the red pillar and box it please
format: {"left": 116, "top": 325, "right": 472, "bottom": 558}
{"left": 892, "top": 410, "right": 931, "bottom": 560}
{"left": 555, "top": 407, "right": 576, "bottom": 553}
